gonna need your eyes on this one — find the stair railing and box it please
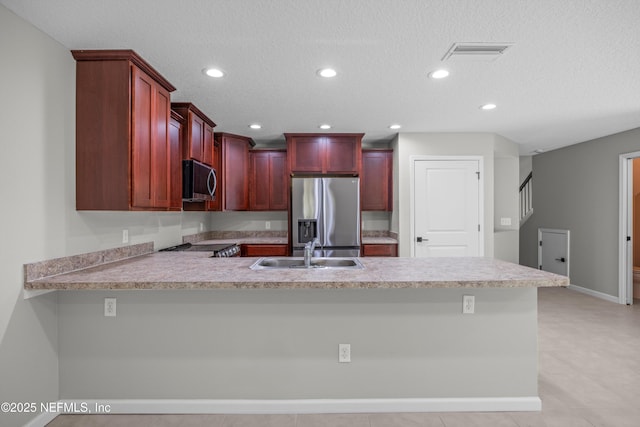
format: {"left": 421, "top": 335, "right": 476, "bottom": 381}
{"left": 519, "top": 172, "right": 533, "bottom": 223}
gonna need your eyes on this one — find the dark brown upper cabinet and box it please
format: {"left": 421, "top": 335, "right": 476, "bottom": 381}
{"left": 216, "top": 133, "right": 255, "bottom": 211}
{"left": 285, "top": 133, "right": 363, "bottom": 175}
{"left": 249, "top": 150, "right": 288, "bottom": 211}
{"left": 73, "top": 49, "right": 177, "bottom": 211}
{"left": 361, "top": 149, "right": 393, "bottom": 211}
{"left": 171, "top": 103, "right": 216, "bottom": 167}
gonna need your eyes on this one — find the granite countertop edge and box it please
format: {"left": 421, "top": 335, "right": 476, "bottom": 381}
{"left": 25, "top": 252, "right": 569, "bottom": 291}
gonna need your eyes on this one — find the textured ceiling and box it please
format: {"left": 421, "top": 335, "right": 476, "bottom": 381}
{"left": 2, "top": 0, "right": 639, "bottom": 154}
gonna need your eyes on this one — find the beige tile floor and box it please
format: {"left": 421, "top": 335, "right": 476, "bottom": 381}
{"left": 47, "top": 287, "right": 640, "bottom": 427}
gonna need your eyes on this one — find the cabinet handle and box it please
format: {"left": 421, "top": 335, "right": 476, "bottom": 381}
{"left": 207, "top": 169, "right": 217, "bottom": 197}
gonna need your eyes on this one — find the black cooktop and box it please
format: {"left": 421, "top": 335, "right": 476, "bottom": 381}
{"left": 159, "top": 243, "right": 236, "bottom": 252}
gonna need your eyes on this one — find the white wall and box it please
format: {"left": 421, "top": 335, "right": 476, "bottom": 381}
{"left": 519, "top": 156, "right": 533, "bottom": 184}
{"left": 0, "top": 6, "right": 208, "bottom": 426}
{"left": 393, "top": 133, "right": 495, "bottom": 257}
{"left": 391, "top": 132, "right": 520, "bottom": 260}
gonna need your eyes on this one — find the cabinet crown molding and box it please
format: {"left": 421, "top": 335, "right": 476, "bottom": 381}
{"left": 71, "top": 49, "right": 176, "bottom": 92}
{"left": 284, "top": 133, "right": 365, "bottom": 139}
{"left": 215, "top": 132, "right": 257, "bottom": 147}
{"left": 171, "top": 102, "right": 217, "bottom": 128}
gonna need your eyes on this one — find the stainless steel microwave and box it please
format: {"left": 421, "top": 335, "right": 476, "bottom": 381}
{"left": 182, "top": 159, "right": 216, "bottom": 202}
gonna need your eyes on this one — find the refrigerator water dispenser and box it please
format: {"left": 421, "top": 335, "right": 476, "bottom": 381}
{"left": 297, "top": 219, "right": 318, "bottom": 244}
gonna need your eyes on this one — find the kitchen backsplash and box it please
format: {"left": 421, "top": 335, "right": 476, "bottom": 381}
{"left": 184, "top": 229, "right": 396, "bottom": 244}
{"left": 208, "top": 211, "right": 391, "bottom": 232}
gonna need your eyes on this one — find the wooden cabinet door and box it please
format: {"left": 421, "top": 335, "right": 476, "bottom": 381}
{"left": 289, "top": 135, "right": 324, "bottom": 173}
{"left": 269, "top": 151, "right": 288, "bottom": 210}
{"left": 362, "top": 244, "right": 398, "bottom": 257}
{"left": 153, "top": 85, "right": 171, "bottom": 208}
{"left": 362, "top": 150, "right": 392, "bottom": 211}
{"left": 241, "top": 244, "right": 289, "bottom": 257}
{"left": 250, "top": 151, "right": 271, "bottom": 210}
{"left": 223, "top": 135, "right": 250, "bottom": 210}
{"left": 131, "top": 66, "right": 170, "bottom": 209}
{"left": 325, "top": 135, "right": 361, "bottom": 173}
{"left": 250, "top": 150, "right": 288, "bottom": 211}
{"left": 188, "top": 112, "right": 204, "bottom": 162}
{"left": 169, "top": 112, "right": 183, "bottom": 210}
{"left": 203, "top": 124, "right": 214, "bottom": 166}
{"left": 131, "top": 66, "right": 154, "bottom": 208}
{"left": 206, "top": 140, "right": 222, "bottom": 211}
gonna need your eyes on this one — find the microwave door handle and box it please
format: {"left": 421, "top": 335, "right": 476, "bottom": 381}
{"left": 207, "top": 169, "right": 217, "bottom": 197}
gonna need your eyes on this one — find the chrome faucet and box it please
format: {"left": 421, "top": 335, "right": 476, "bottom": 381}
{"left": 304, "top": 238, "right": 319, "bottom": 268}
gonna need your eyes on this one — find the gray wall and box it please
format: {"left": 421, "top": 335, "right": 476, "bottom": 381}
{"left": 58, "top": 288, "right": 538, "bottom": 400}
{"left": 520, "top": 127, "right": 640, "bottom": 297}
{"left": 0, "top": 6, "right": 208, "bottom": 426}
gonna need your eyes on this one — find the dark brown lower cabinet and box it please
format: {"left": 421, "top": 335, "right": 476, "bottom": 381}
{"left": 361, "top": 244, "right": 398, "bottom": 257}
{"left": 241, "top": 244, "right": 289, "bottom": 257}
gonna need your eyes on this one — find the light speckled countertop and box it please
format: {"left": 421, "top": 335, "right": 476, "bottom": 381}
{"left": 25, "top": 253, "right": 568, "bottom": 290}
{"left": 193, "top": 237, "right": 396, "bottom": 245}
{"left": 197, "top": 238, "right": 289, "bottom": 245}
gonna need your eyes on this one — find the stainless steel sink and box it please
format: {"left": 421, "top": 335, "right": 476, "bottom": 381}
{"left": 250, "top": 257, "right": 364, "bottom": 270}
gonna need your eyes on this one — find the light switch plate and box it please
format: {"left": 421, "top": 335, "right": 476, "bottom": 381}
{"left": 500, "top": 217, "right": 512, "bottom": 226}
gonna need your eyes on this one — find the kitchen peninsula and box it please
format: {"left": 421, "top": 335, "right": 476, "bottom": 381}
{"left": 24, "top": 245, "right": 567, "bottom": 415}
{"left": 25, "top": 249, "right": 565, "bottom": 291}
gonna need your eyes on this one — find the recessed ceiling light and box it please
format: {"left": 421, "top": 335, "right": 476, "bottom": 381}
{"left": 203, "top": 68, "right": 224, "bottom": 78}
{"left": 249, "top": 124, "right": 262, "bottom": 130}
{"left": 480, "top": 103, "right": 497, "bottom": 110}
{"left": 319, "top": 124, "right": 332, "bottom": 130}
{"left": 389, "top": 124, "right": 402, "bottom": 130}
{"left": 317, "top": 68, "right": 337, "bottom": 78}
{"left": 429, "top": 69, "right": 450, "bottom": 79}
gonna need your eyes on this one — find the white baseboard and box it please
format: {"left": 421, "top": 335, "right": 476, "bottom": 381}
{"left": 567, "top": 284, "right": 619, "bottom": 304}
{"left": 23, "top": 411, "right": 57, "bottom": 427}
{"left": 30, "top": 397, "right": 541, "bottom": 425}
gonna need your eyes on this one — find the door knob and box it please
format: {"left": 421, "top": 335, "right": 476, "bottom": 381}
{"left": 416, "top": 237, "right": 428, "bottom": 242}
{"left": 555, "top": 257, "right": 566, "bottom": 263}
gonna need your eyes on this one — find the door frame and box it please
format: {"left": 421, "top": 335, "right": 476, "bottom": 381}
{"left": 618, "top": 151, "right": 640, "bottom": 305}
{"left": 409, "top": 155, "right": 484, "bottom": 257}
{"left": 538, "top": 228, "right": 570, "bottom": 277}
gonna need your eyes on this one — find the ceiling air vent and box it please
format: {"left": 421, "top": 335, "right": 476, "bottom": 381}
{"left": 442, "top": 42, "right": 513, "bottom": 62}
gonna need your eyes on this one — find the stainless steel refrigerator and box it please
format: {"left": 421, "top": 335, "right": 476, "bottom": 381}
{"left": 291, "top": 177, "right": 361, "bottom": 257}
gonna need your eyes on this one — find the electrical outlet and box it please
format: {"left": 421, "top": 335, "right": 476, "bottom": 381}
{"left": 265, "top": 221, "right": 271, "bottom": 230}
{"left": 339, "top": 344, "right": 351, "bottom": 363}
{"left": 104, "top": 298, "right": 116, "bottom": 317}
{"left": 500, "top": 217, "right": 512, "bottom": 226}
{"left": 122, "top": 229, "right": 129, "bottom": 244}
{"left": 463, "top": 295, "right": 475, "bottom": 314}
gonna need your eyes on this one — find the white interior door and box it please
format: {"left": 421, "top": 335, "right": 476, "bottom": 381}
{"left": 414, "top": 159, "right": 481, "bottom": 257}
{"left": 538, "top": 228, "right": 570, "bottom": 277}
